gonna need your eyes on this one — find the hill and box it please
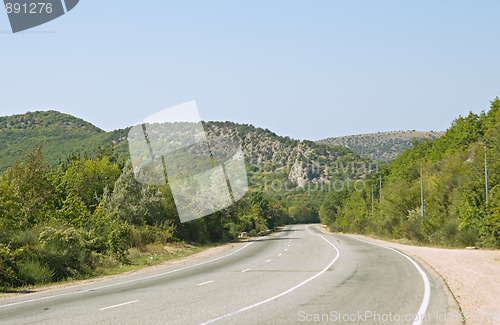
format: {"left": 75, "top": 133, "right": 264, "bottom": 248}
{"left": 317, "top": 131, "right": 444, "bottom": 161}
{"left": 319, "top": 97, "right": 500, "bottom": 248}
{"left": 0, "top": 112, "right": 372, "bottom": 187}
{"left": 0, "top": 111, "right": 114, "bottom": 171}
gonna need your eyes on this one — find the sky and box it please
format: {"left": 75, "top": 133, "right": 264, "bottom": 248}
{"left": 1, "top": 1, "right": 499, "bottom": 140}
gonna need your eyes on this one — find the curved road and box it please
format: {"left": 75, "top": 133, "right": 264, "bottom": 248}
{"left": 0, "top": 225, "right": 454, "bottom": 324}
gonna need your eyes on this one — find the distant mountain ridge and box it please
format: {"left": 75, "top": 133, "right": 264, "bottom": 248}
{"left": 0, "top": 111, "right": 370, "bottom": 187}
{"left": 317, "top": 130, "right": 444, "bottom": 161}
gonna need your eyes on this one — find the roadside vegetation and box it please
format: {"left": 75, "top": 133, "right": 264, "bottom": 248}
{"left": 320, "top": 97, "right": 500, "bottom": 248}
{"left": 0, "top": 145, "right": 293, "bottom": 291}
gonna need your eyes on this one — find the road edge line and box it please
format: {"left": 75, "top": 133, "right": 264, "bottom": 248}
{"left": 347, "top": 236, "right": 431, "bottom": 325}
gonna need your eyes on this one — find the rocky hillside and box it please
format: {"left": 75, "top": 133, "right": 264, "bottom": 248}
{"left": 204, "top": 122, "right": 372, "bottom": 187}
{"left": 0, "top": 111, "right": 373, "bottom": 187}
{"left": 317, "top": 130, "right": 444, "bottom": 161}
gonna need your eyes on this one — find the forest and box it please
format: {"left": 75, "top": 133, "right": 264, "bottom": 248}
{"left": 320, "top": 97, "right": 500, "bottom": 248}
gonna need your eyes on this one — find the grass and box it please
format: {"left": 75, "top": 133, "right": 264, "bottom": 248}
{"left": 93, "top": 242, "right": 219, "bottom": 277}
{"left": 0, "top": 241, "right": 221, "bottom": 294}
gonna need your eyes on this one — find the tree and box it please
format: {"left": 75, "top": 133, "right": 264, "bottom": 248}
{"left": 61, "top": 156, "right": 120, "bottom": 212}
{"left": 103, "top": 166, "right": 166, "bottom": 226}
{"left": 5, "top": 144, "right": 54, "bottom": 226}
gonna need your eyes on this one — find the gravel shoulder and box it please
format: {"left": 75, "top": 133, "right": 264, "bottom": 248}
{"left": 347, "top": 233, "right": 500, "bottom": 325}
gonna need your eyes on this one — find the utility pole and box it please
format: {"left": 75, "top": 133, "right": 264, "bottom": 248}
{"left": 371, "top": 184, "right": 374, "bottom": 216}
{"left": 379, "top": 176, "right": 382, "bottom": 205}
{"left": 420, "top": 161, "right": 424, "bottom": 217}
{"left": 485, "top": 145, "right": 489, "bottom": 204}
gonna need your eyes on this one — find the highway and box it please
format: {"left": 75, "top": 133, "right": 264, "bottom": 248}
{"left": 0, "top": 225, "right": 455, "bottom": 324}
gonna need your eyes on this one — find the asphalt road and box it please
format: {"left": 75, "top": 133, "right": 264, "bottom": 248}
{"left": 0, "top": 225, "right": 455, "bottom": 325}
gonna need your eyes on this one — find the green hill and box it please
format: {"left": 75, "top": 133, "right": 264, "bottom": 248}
{"left": 0, "top": 111, "right": 114, "bottom": 171}
{"left": 0, "top": 112, "right": 371, "bottom": 188}
{"left": 0, "top": 111, "right": 134, "bottom": 173}
{"left": 320, "top": 97, "right": 500, "bottom": 248}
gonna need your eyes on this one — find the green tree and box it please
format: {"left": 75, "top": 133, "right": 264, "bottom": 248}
{"left": 60, "top": 156, "right": 120, "bottom": 212}
{"left": 5, "top": 144, "right": 54, "bottom": 226}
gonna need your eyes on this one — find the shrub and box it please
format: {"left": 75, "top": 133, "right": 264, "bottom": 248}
{"left": 38, "top": 226, "right": 93, "bottom": 279}
{"left": 0, "top": 244, "right": 17, "bottom": 289}
{"left": 17, "top": 259, "right": 54, "bottom": 284}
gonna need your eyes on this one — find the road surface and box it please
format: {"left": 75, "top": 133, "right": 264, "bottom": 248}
{"left": 0, "top": 225, "right": 455, "bottom": 324}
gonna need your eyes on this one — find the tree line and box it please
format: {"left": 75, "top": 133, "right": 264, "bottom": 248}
{"left": 320, "top": 97, "right": 500, "bottom": 248}
{"left": 0, "top": 145, "right": 292, "bottom": 289}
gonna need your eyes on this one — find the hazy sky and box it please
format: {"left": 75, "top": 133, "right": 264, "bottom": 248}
{"left": 1, "top": 1, "right": 499, "bottom": 140}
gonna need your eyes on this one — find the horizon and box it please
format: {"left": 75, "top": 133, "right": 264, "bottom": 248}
{"left": 1, "top": 108, "right": 448, "bottom": 140}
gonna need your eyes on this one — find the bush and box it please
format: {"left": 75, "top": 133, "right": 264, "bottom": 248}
{"left": 17, "top": 259, "right": 54, "bottom": 284}
{"left": 0, "top": 244, "right": 17, "bottom": 289}
{"left": 106, "top": 221, "right": 131, "bottom": 263}
{"left": 456, "top": 228, "right": 478, "bottom": 247}
{"left": 38, "top": 226, "right": 94, "bottom": 279}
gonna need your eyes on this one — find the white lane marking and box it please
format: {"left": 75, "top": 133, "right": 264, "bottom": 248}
{"left": 197, "top": 280, "right": 214, "bottom": 286}
{"left": 284, "top": 248, "right": 288, "bottom": 252}
{"left": 0, "top": 231, "right": 283, "bottom": 309}
{"left": 278, "top": 253, "right": 282, "bottom": 256}
{"left": 349, "top": 236, "right": 431, "bottom": 325}
{"left": 99, "top": 300, "right": 138, "bottom": 311}
{"left": 265, "top": 259, "right": 272, "bottom": 263}
{"left": 241, "top": 268, "right": 251, "bottom": 273}
{"left": 200, "top": 225, "right": 340, "bottom": 325}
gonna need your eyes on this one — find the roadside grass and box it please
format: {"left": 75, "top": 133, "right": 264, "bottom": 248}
{"left": 93, "top": 242, "right": 219, "bottom": 276}
{"left": 0, "top": 241, "right": 220, "bottom": 294}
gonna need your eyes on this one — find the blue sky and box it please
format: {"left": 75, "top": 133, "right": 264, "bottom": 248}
{"left": 1, "top": 1, "right": 499, "bottom": 140}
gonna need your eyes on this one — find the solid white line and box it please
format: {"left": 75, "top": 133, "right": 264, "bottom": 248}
{"left": 99, "top": 300, "right": 138, "bottom": 311}
{"left": 199, "top": 225, "right": 340, "bottom": 325}
{"left": 241, "top": 268, "right": 251, "bottom": 273}
{"left": 265, "top": 259, "right": 272, "bottom": 263}
{"left": 0, "top": 232, "right": 279, "bottom": 309}
{"left": 348, "top": 236, "right": 431, "bottom": 325}
{"left": 197, "top": 280, "right": 214, "bottom": 286}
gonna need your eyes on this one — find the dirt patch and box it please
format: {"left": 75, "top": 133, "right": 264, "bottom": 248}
{"left": 0, "top": 242, "right": 237, "bottom": 300}
{"left": 349, "top": 234, "right": 500, "bottom": 325}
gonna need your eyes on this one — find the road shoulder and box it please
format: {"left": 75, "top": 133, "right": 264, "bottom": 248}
{"left": 322, "top": 228, "right": 499, "bottom": 325}
{"left": 0, "top": 241, "right": 239, "bottom": 301}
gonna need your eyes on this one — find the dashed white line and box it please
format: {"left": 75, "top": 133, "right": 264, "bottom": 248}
{"left": 265, "top": 259, "right": 272, "bottom": 263}
{"left": 284, "top": 248, "right": 288, "bottom": 252}
{"left": 200, "top": 226, "right": 340, "bottom": 325}
{"left": 0, "top": 231, "right": 277, "bottom": 309}
{"left": 241, "top": 268, "right": 251, "bottom": 273}
{"left": 197, "top": 280, "right": 214, "bottom": 286}
{"left": 278, "top": 253, "right": 282, "bottom": 256}
{"left": 99, "top": 300, "right": 138, "bottom": 311}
